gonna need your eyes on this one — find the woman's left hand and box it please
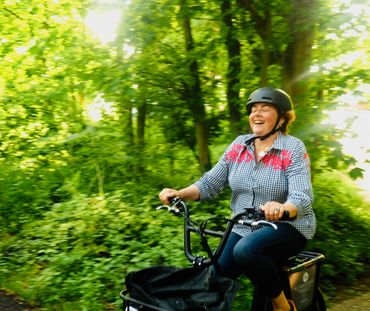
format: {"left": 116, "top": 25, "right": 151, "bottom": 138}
{"left": 260, "top": 201, "right": 285, "bottom": 221}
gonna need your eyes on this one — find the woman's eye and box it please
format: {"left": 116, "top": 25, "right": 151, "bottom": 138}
{"left": 251, "top": 105, "right": 272, "bottom": 113}
{"left": 262, "top": 106, "right": 272, "bottom": 112}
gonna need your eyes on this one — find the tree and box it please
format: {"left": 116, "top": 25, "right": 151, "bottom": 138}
{"left": 220, "top": 0, "right": 242, "bottom": 133}
{"left": 0, "top": 0, "right": 113, "bottom": 222}
{"left": 178, "top": 0, "right": 211, "bottom": 171}
{"left": 281, "top": 0, "right": 318, "bottom": 100}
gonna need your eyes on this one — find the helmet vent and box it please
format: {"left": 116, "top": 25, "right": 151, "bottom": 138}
{"left": 261, "top": 96, "right": 273, "bottom": 100}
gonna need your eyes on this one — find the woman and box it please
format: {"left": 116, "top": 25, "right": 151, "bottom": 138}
{"left": 159, "top": 87, "right": 316, "bottom": 311}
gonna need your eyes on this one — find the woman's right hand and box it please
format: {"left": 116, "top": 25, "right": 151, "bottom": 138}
{"left": 159, "top": 188, "right": 179, "bottom": 205}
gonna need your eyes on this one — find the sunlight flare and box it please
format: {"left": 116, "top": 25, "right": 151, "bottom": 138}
{"left": 85, "top": 10, "right": 121, "bottom": 43}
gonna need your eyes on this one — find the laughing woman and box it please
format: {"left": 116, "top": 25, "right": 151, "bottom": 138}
{"left": 159, "top": 87, "right": 316, "bottom": 311}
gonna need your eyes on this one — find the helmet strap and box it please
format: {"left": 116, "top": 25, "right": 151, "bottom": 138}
{"left": 259, "top": 115, "right": 282, "bottom": 141}
{"left": 245, "top": 115, "right": 282, "bottom": 145}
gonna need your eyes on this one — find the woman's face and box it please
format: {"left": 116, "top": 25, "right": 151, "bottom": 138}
{"left": 249, "top": 103, "right": 280, "bottom": 136}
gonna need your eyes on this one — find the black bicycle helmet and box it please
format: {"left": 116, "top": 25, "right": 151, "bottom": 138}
{"left": 246, "top": 87, "right": 293, "bottom": 115}
{"left": 245, "top": 87, "right": 294, "bottom": 142}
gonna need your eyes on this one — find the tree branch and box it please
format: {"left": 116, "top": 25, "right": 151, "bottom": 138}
{"left": 1, "top": 6, "right": 24, "bottom": 19}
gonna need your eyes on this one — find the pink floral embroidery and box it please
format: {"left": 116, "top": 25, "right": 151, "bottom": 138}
{"left": 226, "top": 144, "right": 254, "bottom": 163}
{"left": 304, "top": 152, "right": 310, "bottom": 167}
{"left": 226, "top": 145, "right": 295, "bottom": 170}
{"left": 261, "top": 150, "right": 292, "bottom": 171}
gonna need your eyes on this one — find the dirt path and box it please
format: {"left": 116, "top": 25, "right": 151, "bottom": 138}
{"left": 329, "top": 291, "right": 370, "bottom": 311}
{"left": 327, "top": 273, "right": 370, "bottom": 311}
{"left": 0, "top": 290, "right": 33, "bottom": 311}
{"left": 0, "top": 283, "right": 369, "bottom": 310}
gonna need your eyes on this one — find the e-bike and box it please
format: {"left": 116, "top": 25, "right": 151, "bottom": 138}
{"left": 120, "top": 198, "right": 326, "bottom": 311}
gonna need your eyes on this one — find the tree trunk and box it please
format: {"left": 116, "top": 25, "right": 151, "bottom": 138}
{"left": 282, "top": 0, "right": 318, "bottom": 103}
{"left": 115, "top": 11, "right": 134, "bottom": 146}
{"left": 179, "top": 0, "right": 211, "bottom": 172}
{"left": 221, "top": 0, "right": 242, "bottom": 134}
{"left": 136, "top": 102, "right": 146, "bottom": 147}
{"left": 238, "top": 0, "right": 272, "bottom": 85}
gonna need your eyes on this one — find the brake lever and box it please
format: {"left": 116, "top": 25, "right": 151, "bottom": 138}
{"left": 156, "top": 204, "right": 181, "bottom": 215}
{"left": 253, "top": 220, "right": 278, "bottom": 229}
{"left": 238, "top": 219, "right": 278, "bottom": 230}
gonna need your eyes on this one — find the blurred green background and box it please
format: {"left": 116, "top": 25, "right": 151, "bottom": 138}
{"left": 0, "top": 0, "right": 369, "bottom": 310}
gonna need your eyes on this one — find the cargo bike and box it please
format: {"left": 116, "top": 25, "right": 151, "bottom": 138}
{"left": 120, "top": 198, "right": 326, "bottom": 311}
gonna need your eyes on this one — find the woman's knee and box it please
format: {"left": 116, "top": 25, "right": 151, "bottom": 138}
{"left": 233, "top": 239, "right": 261, "bottom": 266}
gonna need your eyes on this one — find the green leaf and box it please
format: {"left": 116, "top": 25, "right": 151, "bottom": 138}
{"left": 349, "top": 167, "right": 365, "bottom": 179}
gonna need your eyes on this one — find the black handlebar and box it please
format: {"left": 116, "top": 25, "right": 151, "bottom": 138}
{"left": 157, "top": 198, "right": 293, "bottom": 267}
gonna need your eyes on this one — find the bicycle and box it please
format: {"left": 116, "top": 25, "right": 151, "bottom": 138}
{"left": 120, "top": 197, "right": 326, "bottom": 311}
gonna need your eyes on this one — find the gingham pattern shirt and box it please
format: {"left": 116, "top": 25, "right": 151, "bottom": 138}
{"left": 193, "top": 133, "right": 316, "bottom": 239}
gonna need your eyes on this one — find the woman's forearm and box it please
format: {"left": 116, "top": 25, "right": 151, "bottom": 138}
{"left": 177, "top": 185, "right": 200, "bottom": 201}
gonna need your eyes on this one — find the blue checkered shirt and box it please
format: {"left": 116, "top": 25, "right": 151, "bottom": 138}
{"left": 193, "top": 133, "right": 316, "bottom": 239}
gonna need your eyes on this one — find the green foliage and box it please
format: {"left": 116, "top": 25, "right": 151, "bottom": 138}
{"left": 0, "top": 192, "right": 189, "bottom": 310}
{"left": 309, "top": 171, "right": 370, "bottom": 293}
{"left": 1, "top": 170, "right": 368, "bottom": 309}
{"left": 0, "top": 0, "right": 369, "bottom": 309}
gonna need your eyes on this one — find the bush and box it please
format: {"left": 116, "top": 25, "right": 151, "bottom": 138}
{"left": 0, "top": 192, "right": 188, "bottom": 310}
{"left": 0, "top": 170, "right": 369, "bottom": 309}
{"left": 308, "top": 171, "right": 370, "bottom": 294}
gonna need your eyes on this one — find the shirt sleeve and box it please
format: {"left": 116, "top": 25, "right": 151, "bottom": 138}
{"left": 193, "top": 144, "right": 233, "bottom": 200}
{"left": 285, "top": 139, "right": 314, "bottom": 218}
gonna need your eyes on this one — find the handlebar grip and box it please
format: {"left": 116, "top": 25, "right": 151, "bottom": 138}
{"left": 256, "top": 209, "right": 292, "bottom": 220}
{"left": 281, "top": 210, "right": 294, "bottom": 220}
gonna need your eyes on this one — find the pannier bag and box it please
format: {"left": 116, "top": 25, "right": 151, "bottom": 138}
{"left": 123, "top": 265, "right": 238, "bottom": 311}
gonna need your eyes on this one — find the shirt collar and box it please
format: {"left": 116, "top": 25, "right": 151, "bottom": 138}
{"left": 244, "top": 132, "right": 286, "bottom": 150}
{"left": 271, "top": 132, "right": 286, "bottom": 151}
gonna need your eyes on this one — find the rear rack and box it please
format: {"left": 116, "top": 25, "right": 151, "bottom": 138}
{"left": 284, "top": 251, "right": 325, "bottom": 273}
{"left": 283, "top": 251, "right": 325, "bottom": 311}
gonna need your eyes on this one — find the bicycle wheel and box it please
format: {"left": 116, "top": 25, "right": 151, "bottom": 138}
{"left": 309, "top": 287, "right": 326, "bottom": 311}
{"left": 250, "top": 287, "right": 273, "bottom": 311}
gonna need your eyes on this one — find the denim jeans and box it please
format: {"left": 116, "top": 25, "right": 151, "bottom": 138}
{"left": 215, "top": 223, "right": 307, "bottom": 298}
